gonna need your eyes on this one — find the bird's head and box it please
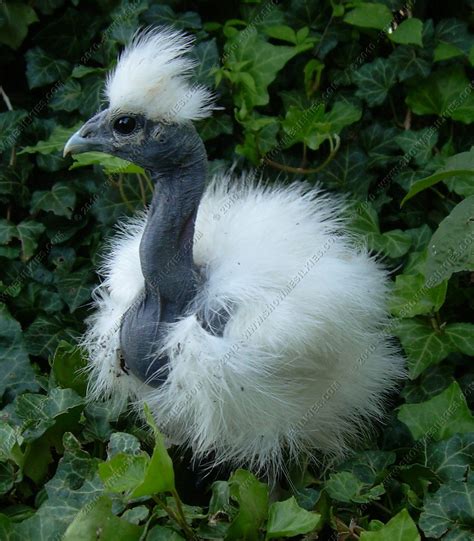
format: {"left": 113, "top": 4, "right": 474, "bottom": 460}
{"left": 64, "top": 27, "right": 214, "bottom": 171}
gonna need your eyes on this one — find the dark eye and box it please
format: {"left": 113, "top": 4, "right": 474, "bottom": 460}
{"left": 113, "top": 116, "right": 137, "bottom": 135}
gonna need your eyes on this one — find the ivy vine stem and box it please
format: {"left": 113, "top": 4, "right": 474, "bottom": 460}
{"left": 264, "top": 134, "right": 340, "bottom": 175}
{"left": 152, "top": 494, "right": 196, "bottom": 540}
{"left": 0, "top": 86, "right": 16, "bottom": 167}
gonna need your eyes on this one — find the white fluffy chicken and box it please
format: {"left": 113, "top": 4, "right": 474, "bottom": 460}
{"left": 64, "top": 27, "right": 404, "bottom": 474}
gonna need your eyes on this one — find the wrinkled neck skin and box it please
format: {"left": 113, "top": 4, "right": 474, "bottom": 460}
{"left": 120, "top": 131, "right": 207, "bottom": 387}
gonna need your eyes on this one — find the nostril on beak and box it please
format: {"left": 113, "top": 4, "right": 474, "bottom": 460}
{"left": 80, "top": 127, "right": 93, "bottom": 139}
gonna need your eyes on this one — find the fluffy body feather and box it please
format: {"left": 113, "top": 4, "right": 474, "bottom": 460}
{"left": 106, "top": 27, "right": 214, "bottom": 122}
{"left": 83, "top": 175, "right": 405, "bottom": 473}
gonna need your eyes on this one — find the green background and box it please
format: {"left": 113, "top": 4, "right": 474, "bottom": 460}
{"left": 1, "top": 0, "right": 474, "bottom": 539}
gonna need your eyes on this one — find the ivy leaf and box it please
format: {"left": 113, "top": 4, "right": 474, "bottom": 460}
{"left": 343, "top": 3, "right": 392, "bottom": 30}
{"left": 198, "top": 114, "right": 233, "bottom": 142}
{"left": 389, "top": 274, "right": 448, "bottom": 319}
{"left": 324, "top": 100, "right": 362, "bottom": 134}
{"left": 99, "top": 452, "right": 149, "bottom": 493}
{"left": 419, "top": 480, "right": 474, "bottom": 539}
{"left": 395, "top": 128, "right": 438, "bottom": 167}
{"left": 51, "top": 341, "right": 88, "bottom": 395}
{"left": 398, "top": 382, "right": 474, "bottom": 441}
{"left": 63, "top": 496, "right": 143, "bottom": 541}
{"left": 0, "top": 110, "right": 28, "bottom": 152}
{"left": 16, "top": 387, "right": 84, "bottom": 441}
{"left": 425, "top": 196, "right": 474, "bottom": 285}
{"left": 337, "top": 450, "right": 396, "bottom": 485}
{"left": 226, "top": 470, "right": 269, "bottom": 541}
{"left": 223, "top": 33, "right": 301, "bottom": 115}
{"left": 91, "top": 173, "right": 146, "bottom": 226}
{"left": 20, "top": 123, "right": 82, "bottom": 155}
{"left": 360, "top": 509, "right": 420, "bottom": 540}
{"left": 434, "top": 18, "right": 474, "bottom": 62}
{"left": 353, "top": 58, "right": 397, "bottom": 106}
{"left": 0, "top": 219, "right": 19, "bottom": 244}
{"left": 402, "top": 150, "right": 474, "bottom": 205}
{"left": 376, "top": 230, "right": 413, "bottom": 258}
{"left": 15, "top": 220, "right": 46, "bottom": 261}
{"left": 282, "top": 100, "right": 361, "bottom": 151}
{"left": 0, "top": 462, "right": 17, "bottom": 495}
{"left": 395, "top": 319, "right": 452, "bottom": 379}
{"left": 24, "top": 314, "right": 78, "bottom": 358}
{"left": 389, "top": 45, "right": 431, "bottom": 82}
{"left": 0, "top": 421, "right": 23, "bottom": 464}
{"left": 406, "top": 66, "right": 474, "bottom": 123}
{"left": 266, "top": 496, "right": 321, "bottom": 539}
{"left": 78, "top": 74, "right": 103, "bottom": 117}
{"left": 325, "top": 472, "right": 385, "bottom": 504}
{"left": 350, "top": 203, "right": 412, "bottom": 256}
{"left": 107, "top": 432, "right": 142, "bottom": 458}
{"left": 191, "top": 38, "right": 219, "bottom": 86}
{"left": 320, "top": 146, "right": 374, "bottom": 198}
{"left": 11, "top": 433, "right": 102, "bottom": 541}
{"left": 0, "top": 305, "right": 39, "bottom": 399}
{"left": 25, "top": 47, "right": 71, "bottom": 89}
{"left": 31, "top": 183, "right": 76, "bottom": 218}
{"left": 426, "top": 433, "right": 474, "bottom": 482}
{"left": 69, "top": 152, "right": 145, "bottom": 174}
{"left": 49, "top": 79, "right": 82, "bottom": 112}
{"left": 0, "top": 3, "right": 38, "bottom": 49}
{"left": 130, "top": 405, "right": 175, "bottom": 497}
{"left": 445, "top": 323, "right": 474, "bottom": 357}
{"left": 389, "top": 18, "right": 423, "bottom": 46}
{"left": 360, "top": 123, "right": 401, "bottom": 169}
{"left": 56, "top": 268, "right": 95, "bottom": 313}
{"left": 33, "top": 8, "right": 99, "bottom": 62}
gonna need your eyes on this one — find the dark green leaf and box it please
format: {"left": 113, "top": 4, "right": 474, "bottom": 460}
{"left": 0, "top": 3, "right": 38, "bottom": 49}
{"left": 343, "top": 3, "right": 392, "bottom": 30}
{"left": 15, "top": 220, "right": 46, "bottom": 261}
{"left": 226, "top": 470, "right": 268, "bottom": 541}
{"left": 402, "top": 150, "right": 474, "bottom": 205}
{"left": 51, "top": 341, "right": 88, "bottom": 395}
{"left": 388, "top": 18, "right": 423, "bottom": 46}
{"left": 353, "top": 58, "right": 396, "bottom": 106}
{"left": 325, "top": 471, "right": 385, "bottom": 504}
{"left": 49, "top": 79, "right": 82, "bottom": 112}
{"left": 0, "top": 305, "right": 38, "bottom": 399}
{"left": 63, "top": 496, "right": 143, "bottom": 540}
{"left": 426, "top": 433, "right": 474, "bottom": 482}
{"left": 266, "top": 496, "right": 321, "bottom": 539}
{"left": 11, "top": 433, "right": 102, "bottom": 541}
{"left": 25, "top": 47, "right": 70, "bottom": 89}
{"left": 419, "top": 480, "right": 474, "bottom": 539}
{"left": 31, "top": 183, "right": 76, "bottom": 218}
{"left": 395, "top": 319, "right": 452, "bottom": 379}
{"left": 130, "top": 405, "right": 175, "bottom": 497}
{"left": 56, "top": 268, "right": 94, "bottom": 313}
{"left": 398, "top": 382, "right": 474, "bottom": 441}
{"left": 24, "top": 315, "right": 78, "bottom": 358}
{"left": 406, "top": 66, "right": 474, "bottom": 123}
{"left": 425, "top": 196, "right": 474, "bottom": 285}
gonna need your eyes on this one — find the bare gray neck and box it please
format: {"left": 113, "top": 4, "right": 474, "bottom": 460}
{"left": 140, "top": 141, "right": 207, "bottom": 310}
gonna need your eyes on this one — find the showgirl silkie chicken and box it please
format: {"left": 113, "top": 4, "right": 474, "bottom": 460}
{"left": 63, "top": 27, "right": 405, "bottom": 475}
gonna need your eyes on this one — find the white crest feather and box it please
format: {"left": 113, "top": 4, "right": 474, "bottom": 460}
{"left": 106, "top": 27, "right": 215, "bottom": 122}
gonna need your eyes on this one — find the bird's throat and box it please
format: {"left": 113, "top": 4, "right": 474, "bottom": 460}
{"left": 119, "top": 143, "right": 207, "bottom": 387}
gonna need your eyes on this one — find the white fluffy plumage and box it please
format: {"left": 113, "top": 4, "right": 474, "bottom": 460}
{"left": 106, "top": 27, "right": 215, "bottom": 122}
{"left": 83, "top": 174, "right": 405, "bottom": 473}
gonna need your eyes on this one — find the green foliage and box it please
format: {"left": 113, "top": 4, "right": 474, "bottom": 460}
{"left": 0, "top": 0, "right": 473, "bottom": 539}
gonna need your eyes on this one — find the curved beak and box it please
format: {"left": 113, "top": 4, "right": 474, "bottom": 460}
{"left": 63, "top": 111, "right": 108, "bottom": 157}
{"left": 63, "top": 130, "right": 92, "bottom": 157}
